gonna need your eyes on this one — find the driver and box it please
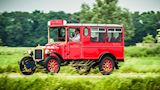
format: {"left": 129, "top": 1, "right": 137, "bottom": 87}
{"left": 69, "top": 28, "right": 80, "bottom": 42}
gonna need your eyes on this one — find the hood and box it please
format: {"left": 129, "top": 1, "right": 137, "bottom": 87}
{"left": 45, "top": 42, "right": 66, "bottom": 49}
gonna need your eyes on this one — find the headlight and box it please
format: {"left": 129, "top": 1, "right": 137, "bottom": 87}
{"left": 27, "top": 50, "right": 33, "bottom": 55}
{"left": 45, "top": 49, "right": 50, "bottom": 54}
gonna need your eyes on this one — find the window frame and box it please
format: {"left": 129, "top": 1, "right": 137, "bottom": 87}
{"left": 83, "top": 27, "right": 89, "bottom": 37}
{"left": 107, "top": 28, "right": 122, "bottom": 42}
{"left": 68, "top": 27, "right": 81, "bottom": 42}
{"left": 90, "top": 27, "right": 106, "bottom": 42}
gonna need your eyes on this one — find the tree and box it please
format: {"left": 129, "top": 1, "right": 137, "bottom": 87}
{"left": 0, "top": 10, "right": 78, "bottom": 47}
{"left": 80, "top": 0, "right": 134, "bottom": 45}
{"left": 143, "top": 34, "right": 155, "bottom": 43}
{"left": 131, "top": 11, "right": 160, "bottom": 44}
{"left": 0, "top": 14, "right": 8, "bottom": 46}
{"left": 5, "top": 23, "right": 23, "bottom": 46}
{"left": 0, "top": 39, "right": 3, "bottom": 46}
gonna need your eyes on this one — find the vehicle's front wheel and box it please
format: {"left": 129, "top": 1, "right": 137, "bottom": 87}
{"left": 19, "top": 56, "right": 36, "bottom": 75}
{"left": 99, "top": 56, "right": 115, "bottom": 75}
{"left": 45, "top": 56, "right": 60, "bottom": 73}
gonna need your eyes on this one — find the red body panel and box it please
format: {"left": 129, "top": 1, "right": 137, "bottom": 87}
{"left": 45, "top": 20, "right": 124, "bottom": 62}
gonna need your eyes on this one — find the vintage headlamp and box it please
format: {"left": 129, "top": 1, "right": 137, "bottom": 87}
{"left": 27, "top": 50, "right": 33, "bottom": 56}
{"left": 45, "top": 49, "right": 50, "bottom": 54}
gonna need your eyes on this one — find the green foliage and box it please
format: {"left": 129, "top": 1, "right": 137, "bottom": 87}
{"left": 118, "top": 57, "right": 160, "bottom": 73}
{"left": 125, "top": 45, "right": 160, "bottom": 57}
{"left": 156, "top": 29, "right": 160, "bottom": 43}
{"left": 143, "top": 34, "right": 155, "bottom": 43}
{"left": 0, "top": 47, "right": 29, "bottom": 73}
{"left": 0, "top": 76, "right": 160, "bottom": 90}
{"left": 130, "top": 11, "right": 160, "bottom": 45}
{"left": 0, "top": 10, "right": 160, "bottom": 46}
{"left": 0, "top": 46, "right": 160, "bottom": 89}
{"left": 59, "top": 66, "right": 77, "bottom": 74}
{"left": 0, "top": 39, "right": 3, "bottom": 46}
{"left": 0, "top": 11, "right": 78, "bottom": 47}
{"left": 1, "top": 46, "right": 160, "bottom": 74}
{"left": 80, "top": 0, "right": 134, "bottom": 43}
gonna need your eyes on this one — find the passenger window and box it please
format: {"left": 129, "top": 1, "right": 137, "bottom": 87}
{"left": 90, "top": 28, "right": 106, "bottom": 42}
{"left": 84, "top": 27, "right": 88, "bottom": 36}
{"left": 107, "top": 28, "right": 122, "bottom": 42}
{"left": 68, "top": 28, "right": 80, "bottom": 42}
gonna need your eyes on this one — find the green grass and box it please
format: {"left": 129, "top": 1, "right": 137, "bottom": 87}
{"left": 0, "top": 46, "right": 160, "bottom": 74}
{"left": 125, "top": 45, "right": 160, "bottom": 57}
{"left": 0, "top": 47, "right": 30, "bottom": 73}
{"left": 0, "top": 75, "right": 160, "bottom": 90}
{"left": 117, "top": 57, "right": 160, "bottom": 73}
{"left": 0, "top": 46, "right": 160, "bottom": 90}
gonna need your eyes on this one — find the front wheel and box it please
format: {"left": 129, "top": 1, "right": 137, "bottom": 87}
{"left": 99, "top": 56, "right": 115, "bottom": 75}
{"left": 45, "top": 56, "right": 60, "bottom": 73}
{"left": 19, "top": 56, "right": 36, "bottom": 75}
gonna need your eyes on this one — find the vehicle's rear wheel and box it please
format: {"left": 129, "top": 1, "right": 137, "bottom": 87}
{"left": 45, "top": 56, "right": 60, "bottom": 73}
{"left": 19, "top": 56, "right": 36, "bottom": 75}
{"left": 99, "top": 56, "right": 115, "bottom": 75}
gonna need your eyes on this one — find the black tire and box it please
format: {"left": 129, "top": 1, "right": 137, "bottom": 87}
{"left": 99, "top": 56, "right": 115, "bottom": 75}
{"left": 45, "top": 56, "right": 60, "bottom": 73}
{"left": 19, "top": 56, "right": 36, "bottom": 75}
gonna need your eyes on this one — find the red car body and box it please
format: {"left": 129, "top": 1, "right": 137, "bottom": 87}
{"left": 19, "top": 19, "right": 124, "bottom": 75}
{"left": 44, "top": 20, "right": 124, "bottom": 61}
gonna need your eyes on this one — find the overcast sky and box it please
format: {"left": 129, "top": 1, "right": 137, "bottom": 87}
{"left": 0, "top": 0, "right": 160, "bottom": 13}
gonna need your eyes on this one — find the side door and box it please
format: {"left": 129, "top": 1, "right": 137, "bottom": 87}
{"left": 83, "top": 27, "right": 107, "bottom": 59}
{"left": 67, "top": 27, "right": 81, "bottom": 59}
{"left": 107, "top": 27, "right": 124, "bottom": 59}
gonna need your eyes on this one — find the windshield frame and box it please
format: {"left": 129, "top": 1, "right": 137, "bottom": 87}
{"left": 48, "top": 26, "right": 66, "bottom": 43}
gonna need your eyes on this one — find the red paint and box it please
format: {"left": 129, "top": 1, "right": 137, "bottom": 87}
{"left": 48, "top": 20, "right": 66, "bottom": 27}
{"left": 102, "top": 59, "right": 113, "bottom": 72}
{"left": 47, "top": 59, "right": 59, "bottom": 73}
{"left": 45, "top": 20, "right": 124, "bottom": 62}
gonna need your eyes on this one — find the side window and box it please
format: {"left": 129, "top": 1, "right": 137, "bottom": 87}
{"left": 50, "top": 27, "right": 65, "bottom": 42}
{"left": 68, "top": 28, "right": 80, "bottom": 42}
{"left": 91, "top": 28, "right": 98, "bottom": 42}
{"left": 68, "top": 28, "right": 75, "bottom": 37}
{"left": 90, "top": 28, "right": 106, "bottom": 42}
{"left": 107, "top": 28, "right": 122, "bottom": 42}
{"left": 84, "top": 27, "right": 88, "bottom": 36}
{"left": 99, "top": 28, "right": 106, "bottom": 42}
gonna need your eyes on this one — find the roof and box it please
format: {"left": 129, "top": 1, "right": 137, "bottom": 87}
{"left": 65, "top": 23, "right": 123, "bottom": 27}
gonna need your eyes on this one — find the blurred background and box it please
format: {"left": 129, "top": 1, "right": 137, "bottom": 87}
{"left": 0, "top": 0, "right": 160, "bottom": 47}
{"left": 0, "top": 0, "right": 160, "bottom": 90}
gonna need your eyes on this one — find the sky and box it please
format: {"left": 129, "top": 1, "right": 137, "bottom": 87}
{"left": 0, "top": 0, "right": 160, "bottom": 13}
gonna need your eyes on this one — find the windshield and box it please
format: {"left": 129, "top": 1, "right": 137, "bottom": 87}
{"left": 49, "top": 27, "right": 66, "bottom": 42}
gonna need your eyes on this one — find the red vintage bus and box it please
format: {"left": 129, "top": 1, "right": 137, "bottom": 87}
{"left": 19, "top": 20, "right": 124, "bottom": 75}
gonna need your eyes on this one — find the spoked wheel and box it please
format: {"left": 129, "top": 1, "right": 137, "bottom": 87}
{"left": 99, "top": 56, "right": 115, "bottom": 75}
{"left": 19, "top": 56, "right": 36, "bottom": 75}
{"left": 45, "top": 56, "right": 60, "bottom": 73}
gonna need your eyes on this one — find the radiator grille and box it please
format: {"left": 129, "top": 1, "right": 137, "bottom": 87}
{"left": 35, "top": 49, "right": 42, "bottom": 59}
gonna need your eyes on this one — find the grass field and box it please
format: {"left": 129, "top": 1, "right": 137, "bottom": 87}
{"left": 0, "top": 46, "right": 160, "bottom": 74}
{"left": 0, "top": 74, "right": 160, "bottom": 90}
{"left": 0, "top": 46, "right": 160, "bottom": 90}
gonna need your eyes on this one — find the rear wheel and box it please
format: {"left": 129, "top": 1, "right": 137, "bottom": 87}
{"left": 19, "top": 56, "right": 36, "bottom": 75}
{"left": 99, "top": 56, "right": 115, "bottom": 75}
{"left": 45, "top": 56, "right": 60, "bottom": 73}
